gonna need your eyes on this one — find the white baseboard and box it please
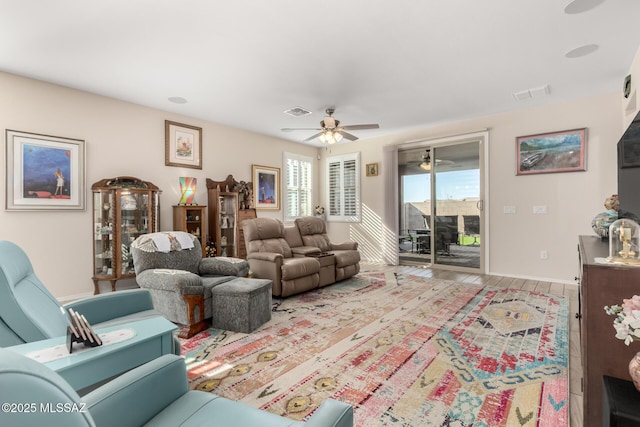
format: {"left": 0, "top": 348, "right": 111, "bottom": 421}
{"left": 488, "top": 270, "right": 578, "bottom": 287}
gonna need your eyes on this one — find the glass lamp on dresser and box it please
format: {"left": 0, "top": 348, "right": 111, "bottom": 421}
{"left": 92, "top": 176, "right": 160, "bottom": 294}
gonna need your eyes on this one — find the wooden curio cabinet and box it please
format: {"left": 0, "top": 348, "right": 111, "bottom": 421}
{"left": 207, "top": 175, "right": 254, "bottom": 258}
{"left": 210, "top": 190, "right": 238, "bottom": 257}
{"left": 92, "top": 176, "right": 160, "bottom": 294}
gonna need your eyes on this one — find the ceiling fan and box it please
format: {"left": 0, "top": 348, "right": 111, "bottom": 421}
{"left": 281, "top": 108, "right": 379, "bottom": 144}
{"left": 419, "top": 149, "right": 454, "bottom": 171}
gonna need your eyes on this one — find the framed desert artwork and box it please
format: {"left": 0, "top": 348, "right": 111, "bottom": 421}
{"left": 516, "top": 128, "right": 587, "bottom": 175}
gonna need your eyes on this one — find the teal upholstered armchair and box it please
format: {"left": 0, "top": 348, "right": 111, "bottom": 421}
{"left": 0, "top": 347, "right": 354, "bottom": 427}
{"left": 0, "top": 240, "right": 180, "bottom": 354}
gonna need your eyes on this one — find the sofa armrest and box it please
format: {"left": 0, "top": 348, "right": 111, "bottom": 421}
{"left": 64, "top": 289, "right": 154, "bottom": 325}
{"left": 291, "top": 246, "right": 322, "bottom": 257}
{"left": 199, "top": 257, "right": 249, "bottom": 277}
{"left": 247, "top": 252, "right": 283, "bottom": 263}
{"left": 305, "top": 399, "right": 354, "bottom": 427}
{"left": 331, "top": 241, "right": 358, "bottom": 251}
{"left": 84, "top": 354, "right": 188, "bottom": 427}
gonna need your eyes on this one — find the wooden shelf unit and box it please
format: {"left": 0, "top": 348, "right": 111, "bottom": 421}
{"left": 172, "top": 205, "right": 207, "bottom": 256}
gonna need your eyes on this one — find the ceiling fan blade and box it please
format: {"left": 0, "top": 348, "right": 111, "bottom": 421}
{"left": 338, "top": 131, "right": 359, "bottom": 141}
{"left": 303, "top": 132, "right": 324, "bottom": 142}
{"left": 436, "top": 159, "right": 455, "bottom": 165}
{"left": 281, "top": 128, "right": 322, "bottom": 132}
{"left": 340, "top": 124, "right": 379, "bottom": 131}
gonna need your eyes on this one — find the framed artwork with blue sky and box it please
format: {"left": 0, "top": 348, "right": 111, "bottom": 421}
{"left": 5, "top": 129, "right": 85, "bottom": 210}
{"left": 252, "top": 164, "right": 280, "bottom": 210}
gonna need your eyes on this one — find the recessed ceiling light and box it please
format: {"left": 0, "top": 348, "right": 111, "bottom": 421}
{"left": 168, "top": 96, "right": 188, "bottom": 104}
{"left": 565, "top": 44, "right": 599, "bottom": 58}
{"left": 564, "top": 0, "right": 605, "bottom": 14}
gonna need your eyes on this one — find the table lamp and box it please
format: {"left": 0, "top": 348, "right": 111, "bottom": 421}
{"left": 178, "top": 177, "right": 197, "bottom": 205}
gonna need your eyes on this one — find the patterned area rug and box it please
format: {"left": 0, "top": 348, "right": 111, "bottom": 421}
{"left": 182, "top": 272, "right": 568, "bottom": 426}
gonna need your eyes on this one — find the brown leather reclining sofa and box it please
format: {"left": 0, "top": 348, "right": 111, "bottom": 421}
{"left": 243, "top": 216, "right": 360, "bottom": 297}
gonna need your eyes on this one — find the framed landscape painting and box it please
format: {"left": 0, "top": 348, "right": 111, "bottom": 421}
{"left": 516, "top": 128, "right": 587, "bottom": 175}
{"left": 165, "top": 120, "right": 202, "bottom": 169}
{"left": 5, "top": 129, "right": 85, "bottom": 210}
{"left": 252, "top": 164, "right": 280, "bottom": 210}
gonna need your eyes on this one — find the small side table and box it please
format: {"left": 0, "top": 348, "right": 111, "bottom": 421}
{"left": 602, "top": 375, "right": 640, "bottom": 426}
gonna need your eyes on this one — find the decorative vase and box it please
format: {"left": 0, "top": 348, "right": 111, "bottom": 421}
{"left": 629, "top": 352, "right": 640, "bottom": 391}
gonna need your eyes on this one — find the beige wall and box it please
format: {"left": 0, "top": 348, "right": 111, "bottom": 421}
{"left": 0, "top": 71, "right": 318, "bottom": 299}
{"left": 321, "top": 91, "right": 623, "bottom": 283}
{"left": 0, "top": 70, "right": 628, "bottom": 300}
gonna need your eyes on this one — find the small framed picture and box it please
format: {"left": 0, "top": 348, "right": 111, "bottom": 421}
{"left": 516, "top": 128, "right": 587, "bottom": 175}
{"left": 366, "top": 162, "right": 379, "bottom": 176}
{"left": 165, "top": 120, "right": 202, "bottom": 169}
{"left": 5, "top": 129, "right": 86, "bottom": 211}
{"left": 252, "top": 165, "right": 280, "bottom": 210}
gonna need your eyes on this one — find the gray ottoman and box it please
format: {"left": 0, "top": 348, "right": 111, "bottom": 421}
{"left": 210, "top": 277, "right": 272, "bottom": 333}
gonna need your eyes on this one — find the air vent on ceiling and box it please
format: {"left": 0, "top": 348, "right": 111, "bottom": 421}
{"left": 284, "top": 106, "right": 312, "bottom": 117}
{"left": 512, "top": 84, "right": 550, "bottom": 102}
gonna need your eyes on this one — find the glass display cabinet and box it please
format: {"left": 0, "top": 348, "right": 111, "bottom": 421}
{"left": 207, "top": 188, "right": 238, "bottom": 257}
{"left": 206, "top": 175, "right": 253, "bottom": 258}
{"left": 92, "top": 176, "right": 160, "bottom": 294}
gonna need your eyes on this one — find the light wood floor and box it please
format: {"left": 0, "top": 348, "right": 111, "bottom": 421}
{"left": 362, "top": 262, "right": 582, "bottom": 427}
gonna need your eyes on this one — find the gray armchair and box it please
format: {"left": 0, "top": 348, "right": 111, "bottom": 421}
{"left": 294, "top": 217, "right": 361, "bottom": 281}
{"left": 131, "top": 231, "right": 250, "bottom": 337}
{"left": 243, "top": 218, "right": 320, "bottom": 297}
{"left": 0, "top": 347, "right": 354, "bottom": 427}
{"left": 0, "top": 240, "right": 179, "bottom": 354}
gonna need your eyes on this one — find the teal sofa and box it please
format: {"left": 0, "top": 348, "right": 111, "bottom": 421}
{"left": 0, "top": 240, "right": 180, "bottom": 354}
{"left": 0, "top": 347, "right": 354, "bottom": 426}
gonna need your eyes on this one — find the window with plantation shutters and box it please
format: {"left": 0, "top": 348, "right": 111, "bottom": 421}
{"left": 326, "top": 152, "right": 360, "bottom": 222}
{"left": 283, "top": 152, "right": 313, "bottom": 221}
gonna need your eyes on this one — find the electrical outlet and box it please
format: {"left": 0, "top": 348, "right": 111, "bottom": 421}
{"left": 540, "top": 250, "right": 548, "bottom": 260}
{"left": 533, "top": 205, "right": 547, "bottom": 214}
{"left": 504, "top": 206, "right": 516, "bottom": 214}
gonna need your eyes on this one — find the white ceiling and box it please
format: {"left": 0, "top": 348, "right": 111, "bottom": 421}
{"left": 1, "top": 0, "right": 639, "bottom": 147}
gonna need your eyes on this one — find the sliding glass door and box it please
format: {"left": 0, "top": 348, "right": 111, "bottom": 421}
{"left": 398, "top": 137, "right": 484, "bottom": 272}
{"left": 431, "top": 142, "right": 481, "bottom": 269}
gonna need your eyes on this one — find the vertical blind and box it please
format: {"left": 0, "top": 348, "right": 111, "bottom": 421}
{"left": 284, "top": 153, "right": 312, "bottom": 220}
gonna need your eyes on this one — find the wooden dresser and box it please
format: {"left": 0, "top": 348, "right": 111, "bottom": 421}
{"left": 578, "top": 235, "right": 640, "bottom": 426}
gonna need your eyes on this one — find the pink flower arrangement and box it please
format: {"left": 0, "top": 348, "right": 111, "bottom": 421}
{"left": 605, "top": 295, "right": 640, "bottom": 345}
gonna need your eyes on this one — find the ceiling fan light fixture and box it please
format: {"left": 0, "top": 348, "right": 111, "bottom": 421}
{"left": 319, "top": 131, "right": 342, "bottom": 144}
{"left": 419, "top": 150, "right": 431, "bottom": 171}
